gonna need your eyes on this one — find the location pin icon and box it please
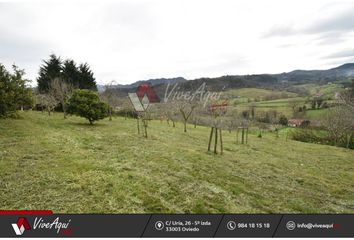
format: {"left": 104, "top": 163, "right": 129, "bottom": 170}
{"left": 155, "top": 221, "right": 164, "bottom": 230}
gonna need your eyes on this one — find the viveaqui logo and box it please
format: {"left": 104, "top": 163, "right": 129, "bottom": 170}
{"left": 128, "top": 82, "right": 160, "bottom": 112}
{"left": 12, "top": 217, "right": 31, "bottom": 235}
{"left": 11, "top": 217, "right": 72, "bottom": 235}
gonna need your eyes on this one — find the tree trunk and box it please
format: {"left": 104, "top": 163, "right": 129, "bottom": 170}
{"left": 346, "top": 133, "right": 352, "bottom": 149}
{"left": 220, "top": 129, "right": 223, "bottom": 154}
{"left": 63, "top": 104, "right": 67, "bottom": 119}
{"left": 241, "top": 128, "right": 245, "bottom": 144}
{"left": 184, "top": 121, "right": 187, "bottom": 132}
{"left": 143, "top": 119, "right": 148, "bottom": 138}
{"left": 246, "top": 128, "right": 248, "bottom": 144}
{"left": 236, "top": 128, "right": 239, "bottom": 144}
{"left": 109, "top": 108, "right": 112, "bottom": 121}
{"left": 137, "top": 117, "right": 140, "bottom": 134}
{"left": 285, "top": 131, "right": 288, "bottom": 141}
{"left": 214, "top": 128, "right": 218, "bottom": 154}
{"left": 208, "top": 127, "right": 214, "bottom": 151}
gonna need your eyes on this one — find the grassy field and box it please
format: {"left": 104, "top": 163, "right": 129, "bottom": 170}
{"left": 0, "top": 111, "right": 353, "bottom": 213}
{"left": 235, "top": 97, "right": 306, "bottom": 117}
{"left": 292, "top": 83, "right": 342, "bottom": 99}
{"left": 224, "top": 88, "right": 297, "bottom": 100}
{"left": 305, "top": 108, "right": 329, "bottom": 120}
{"left": 223, "top": 88, "right": 298, "bottom": 106}
{"left": 221, "top": 87, "right": 342, "bottom": 118}
{"left": 222, "top": 88, "right": 306, "bottom": 117}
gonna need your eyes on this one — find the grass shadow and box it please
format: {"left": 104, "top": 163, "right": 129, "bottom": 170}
{"left": 66, "top": 121, "right": 108, "bottom": 128}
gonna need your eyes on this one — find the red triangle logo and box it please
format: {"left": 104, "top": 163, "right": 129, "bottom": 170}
{"left": 136, "top": 83, "right": 160, "bottom": 103}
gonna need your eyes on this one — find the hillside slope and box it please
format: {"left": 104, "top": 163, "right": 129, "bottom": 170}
{"left": 0, "top": 112, "right": 353, "bottom": 213}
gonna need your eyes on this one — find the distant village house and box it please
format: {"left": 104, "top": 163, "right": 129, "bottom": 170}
{"left": 288, "top": 119, "right": 310, "bottom": 127}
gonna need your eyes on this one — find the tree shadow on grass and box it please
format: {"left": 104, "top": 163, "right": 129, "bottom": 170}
{"left": 67, "top": 121, "right": 108, "bottom": 128}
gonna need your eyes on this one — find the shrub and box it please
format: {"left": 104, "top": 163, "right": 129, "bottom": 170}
{"left": 115, "top": 109, "right": 138, "bottom": 118}
{"left": 0, "top": 64, "right": 33, "bottom": 117}
{"left": 290, "top": 129, "right": 324, "bottom": 143}
{"left": 289, "top": 128, "right": 353, "bottom": 149}
{"left": 279, "top": 115, "right": 288, "bottom": 126}
{"left": 67, "top": 89, "right": 108, "bottom": 124}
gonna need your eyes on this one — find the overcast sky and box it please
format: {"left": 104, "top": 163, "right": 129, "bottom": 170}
{"left": 1, "top": 0, "right": 354, "bottom": 85}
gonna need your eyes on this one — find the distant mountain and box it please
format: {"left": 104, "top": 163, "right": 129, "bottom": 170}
{"left": 98, "top": 63, "right": 354, "bottom": 94}
{"left": 275, "top": 63, "right": 354, "bottom": 83}
{"left": 97, "top": 77, "right": 186, "bottom": 92}
{"left": 332, "top": 63, "right": 354, "bottom": 70}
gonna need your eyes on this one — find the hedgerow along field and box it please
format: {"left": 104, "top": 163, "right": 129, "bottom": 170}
{"left": 0, "top": 111, "right": 353, "bottom": 213}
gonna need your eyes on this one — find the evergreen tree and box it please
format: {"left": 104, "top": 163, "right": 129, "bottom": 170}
{"left": 62, "top": 59, "right": 80, "bottom": 87}
{"left": 78, "top": 63, "right": 97, "bottom": 90}
{"left": 37, "top": 54, "right": 97, "bottom": 92}
{"left": 37, "top": 54, "right": 62, "bottom": 93}
{"left": 67, "top": 89, "right": 108, "bottom": 124}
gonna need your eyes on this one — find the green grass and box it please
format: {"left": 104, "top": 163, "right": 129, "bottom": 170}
{"left": 305, "top": 109, "right": 330, "bottom": 120}
{"left": 223, "top": 88, "right": 298, "bottom": 106}
{"left": 292, "top": 83, "right": 343, "bottom": 99}
{"left": 250, "top": 97, "right": 306, "bottom": 107}
{"left": 224, "top": 88, "right": 297, "bottom": 100}
{"left": 221, "top": 88, "right": 308, "bottom": 117}
{"left": 0, "top": 111, "right": 353, "bottom": 213}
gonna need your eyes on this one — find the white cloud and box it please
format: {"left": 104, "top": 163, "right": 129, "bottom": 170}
{"left": 1, "top": 0, "right": 354, "bottom": 86}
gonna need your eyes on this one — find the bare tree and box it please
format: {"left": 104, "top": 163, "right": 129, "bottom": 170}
{"left": 207, "top": 102, "right": 228, "bottom": 154}
{"left": 325, "top": 79, "right": 354, "bottom": 148}
{"left": 323, "top": 106, "right": 354, "bottom": 148}
{"left": 339, "top": 79, "right": 354, "bottom": 113}
{"left": 137, "top": 111, "right": 151, "bottom": 138}
{"left": 36, "top": 94, "right": 58, "bottom": 116}
{"left": 161, "top": 101, "right": 179, "bottom": 127}
{"left": 249, "top": 103, "right": 256, "bottom": 120}
{"left": 100, "top": 81, "right": 119, "bottom": 121}
{"left": 237, "top": 118, "right": 250, "bottom": 144}
{"left": 225, "top": 110, "right": 240, "bottom": 133}
{"left": 176, "top": 101, "right": 197, "bottom": 132}
{"left": 190, "top": 103, "right": 204, "bottom": 128}
{"left": 49, "top": 78, "right": 73, "bottom": 118}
